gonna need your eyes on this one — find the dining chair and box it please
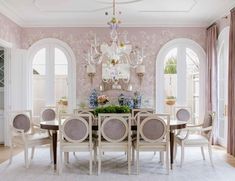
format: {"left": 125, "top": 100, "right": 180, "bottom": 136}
{"left": 175, "top": 112, "right": 215, "bottom": 167}
{"left": 132, "top": 108, "right": 154, "bottom": 119}
{"left": 97, "top": 113, "right": 131, "bottom": 175}
{"left": 74, "top": 109, "right": 96, "bottom": 125}
{"left": 174, "top": 106, "right": 192, "bottom": 123}
{"left": 58, "top": 114, "right": 95, "bottom": 175}
{"left": 133, "top": 113, "right": 170, "bottom": 174}
{"left": 41, "top": 106, "right": 57, "bottom": 122}
{"left": 73, "top": 110, "right": 97, "bottom": 159}
{"left": 9, "top": 110, "right": 52, "bottom": 168}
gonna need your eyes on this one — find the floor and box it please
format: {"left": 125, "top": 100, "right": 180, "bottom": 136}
{"left": 0, "top": 144, "right": 22, "bottom": 164}
{"left": 0, "top": 145, "right": 234, "bottom": 181}
{"left": 1, "top": 144, "right": 234, "bottom": 166}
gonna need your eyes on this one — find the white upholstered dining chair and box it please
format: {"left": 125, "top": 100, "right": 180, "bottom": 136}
{"left": 58, "top": 114, "right": 95, "bottom": 175}
{"left": 41, "top": 106, "right": 57, "bottom": 122}
{"left": 132, "top": 113, "right": 170, "bottom": 174}
{"left": 97, "top": 113, "right": 131, "bottom": 175}
{"left": 175, "top": 112, "right": 215, "bottom": 167}
{"left": 9, "top": 110, "right": 52, "bottom": 168}
{"left": 174, "top": 106, "right": 192, "bottom": 123}
{"left": 74, "top": 109, "right": 96, "bottom": 125}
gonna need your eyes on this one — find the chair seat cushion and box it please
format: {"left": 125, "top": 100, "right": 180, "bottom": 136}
{"left": 13, "top": 133, "right": 51, "bottom": 145}
{"left": 176, "top": 134, "right": 209, "bottom": 145}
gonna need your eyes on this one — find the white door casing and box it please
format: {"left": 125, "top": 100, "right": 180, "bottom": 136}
{"left": 217, "top": 27, "right": 229, "bottom": 147}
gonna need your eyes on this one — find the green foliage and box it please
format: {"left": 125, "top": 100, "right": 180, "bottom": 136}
{"left": 94, "top": 105, "right": 131, "bottom": 116}
{"left": 164, "top": 57, "right": 177, "bottom": 74}
{"left": 166, "top": 96, "right": 176, "bottom": 99}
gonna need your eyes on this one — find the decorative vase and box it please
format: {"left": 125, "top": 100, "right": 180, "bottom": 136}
{"left": 165, "top": 98, "right": 176, "bottom": 106}
{"left": 88, "top": 89, "right": 98, "bottom": 109}
{"left": 133, "top": 91, "right": 142, "bottom": 109}
{"left": 118, "top": 93, "right": 125, "bottom": 106}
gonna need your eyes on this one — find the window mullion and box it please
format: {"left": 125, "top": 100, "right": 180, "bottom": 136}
{"left": 45, "top": 45, "right": 55, "bottom": 105}
{"left": 177, "top": 46, "right": 187, "bottom": 105}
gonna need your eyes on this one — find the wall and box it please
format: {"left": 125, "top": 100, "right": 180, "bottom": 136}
{"left": 216, "top": 14, "right": 230, "bottom": 34}
{"left": 21, "top": 27, "right": 206, "bottom": 108}
{"left": 0, "top": 13, "right": 21, "bottom": 47}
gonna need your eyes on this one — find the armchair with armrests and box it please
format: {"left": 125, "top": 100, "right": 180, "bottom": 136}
{"left": 175, "top": 112, "right": 215, "bottom": 167}
{"left": 9, "top": 110, "right": 52, "bottom": 168}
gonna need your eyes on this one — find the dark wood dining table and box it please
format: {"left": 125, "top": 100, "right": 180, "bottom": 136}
{"left": 40, "top": 119, "right": 186, "bottom": 170}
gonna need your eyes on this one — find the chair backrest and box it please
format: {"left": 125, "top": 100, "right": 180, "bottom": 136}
{"left": 11, "top": 110, "right": 32, "bottom": 133}
{"left": 137, "top": 114, "right": 170, "bottom": 143}
{"left": 202, "top": 112, "right": 215, "bottom": 141}
{"left": 133, "top": 111, "right": 153, "bottom": 125}
{"left": 60, "top": 115, "right": 92, "bottom": 143}
{"left": 174, "top": 106, "right": 192, "bottom": 122}
{"left": 132, "top": 108, "right": 154, "bottom": 118}
{"left": 41, "top": 106, "right": 57, "bottom": 121}
{"left": 74, "top": 109, "right": 96, "bottom": 125}
{"left": 98, "top": 113, "right": 131, "bottom": 143}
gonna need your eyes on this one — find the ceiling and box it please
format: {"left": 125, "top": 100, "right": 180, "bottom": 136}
{"left": 0, "top": 0, "right": 234, "bottom": 27}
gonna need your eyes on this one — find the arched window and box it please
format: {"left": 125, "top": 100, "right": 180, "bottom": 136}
{"left": 29, "top": 39, "right": 76, "bottom": 120}
{"left": 156, "top": 39, "right": 206, "bottom": 124}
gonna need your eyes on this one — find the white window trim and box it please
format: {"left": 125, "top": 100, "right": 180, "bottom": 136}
{"left": 0, "top": 38, "right": 13, "bottom": 145}
{"left": 27, "top": 38, "right": 76, "bottom": 113}
{"left": 217, "top": 26, "right": 229, "bottom": 147}
{"left": 155, "top": 38, "right": 206, "bottom": 121}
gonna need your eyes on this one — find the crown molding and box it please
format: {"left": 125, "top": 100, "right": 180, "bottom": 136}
{"left": 0, "top": 0, "right": 24, "bottom": 26}
{"left": 209, "top": 2, "right": 235, "bottom": 25}
{"left": 21, "top": 21, "right": 208, "bottom": 28}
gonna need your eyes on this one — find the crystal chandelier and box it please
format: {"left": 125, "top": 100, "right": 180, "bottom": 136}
{"left": 85, "top": 0, "right": 145, "bottom": 69}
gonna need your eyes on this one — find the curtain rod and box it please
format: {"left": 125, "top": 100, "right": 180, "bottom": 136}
{"left": 207, "top": 23, "right": 216, "bottom": 30}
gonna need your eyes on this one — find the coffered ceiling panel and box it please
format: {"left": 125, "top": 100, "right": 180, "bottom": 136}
{"left": 0, "top": 0, "right": 234, "bottom": 27}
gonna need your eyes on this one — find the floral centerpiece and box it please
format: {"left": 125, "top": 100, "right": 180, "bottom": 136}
{"left": 98, "top": 95, "right": 109, "bottom": 106}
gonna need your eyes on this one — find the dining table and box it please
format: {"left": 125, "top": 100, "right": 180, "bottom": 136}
{"left": 40, "top": 119, "right": 187, "bottom": 170}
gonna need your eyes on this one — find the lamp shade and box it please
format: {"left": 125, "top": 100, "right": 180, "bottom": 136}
{"left": 136, "top": 65, "right": 145, "bottom": 75}
{"left": 87, "top": 64, "right": 96, "bottom": 75}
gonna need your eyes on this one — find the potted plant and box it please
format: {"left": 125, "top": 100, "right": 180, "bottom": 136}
{"left": 165, "top": 96, "right": 176, "bottom": 106}
{"left": 58, "top": 96, "right": 68, "bottom": 106}
{"left": 94, "top": 105, "right": 130, "bottom": 116}
{"left": 164, "top": 57, "right": 177, "bottom": 74}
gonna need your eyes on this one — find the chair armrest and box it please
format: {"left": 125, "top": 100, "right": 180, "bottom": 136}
{"left": 187, "top": 124, "right": 203, "bottom": 128}
{"left": 10, "top": 126, "right": 25, "bottom": 134}
{"left": 201, "top": 126, "right": 212, "bottom": 132}
{"left": 32, "top": 121, "right": 40, "bottom": 128}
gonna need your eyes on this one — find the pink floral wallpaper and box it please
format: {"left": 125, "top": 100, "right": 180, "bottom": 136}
{"left": 21, "top": 27, "right": 206, "bottom": 107}
{"left": 0, "top": 13, "right": 21, "bottom": 47}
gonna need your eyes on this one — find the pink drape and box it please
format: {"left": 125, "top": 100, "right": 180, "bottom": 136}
{"left": 205, "top": 24, "right": 218, "bottom": 144}
{"left": 205, "top": 25, "right": 218, "bottom": 112}
{"left": 228, "top": 8, "right": 235, "bottom": 157}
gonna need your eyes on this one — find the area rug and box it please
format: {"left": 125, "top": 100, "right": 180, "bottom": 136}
{"left": 0, "top": 147, "right": 234, "bottom": 181}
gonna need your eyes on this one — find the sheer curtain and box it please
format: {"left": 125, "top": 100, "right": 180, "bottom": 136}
{"left": 228, "top": 7, "right": 235, "bottom": 157}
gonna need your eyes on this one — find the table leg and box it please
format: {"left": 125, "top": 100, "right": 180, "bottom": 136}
{"left": 52, "top": 130, "right": 57, "bottom": 170}
{"left": 170, "top": 130, "right": 174, "bottom": 170}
